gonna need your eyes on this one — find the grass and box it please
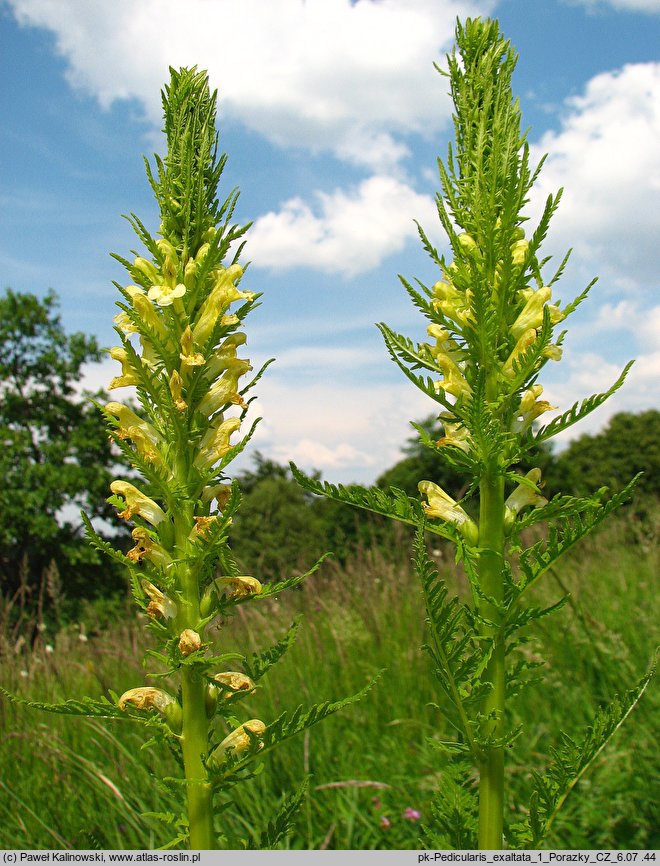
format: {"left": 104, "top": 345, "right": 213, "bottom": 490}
{"left": 0, "top": 509, "right": 657, "bottom": 850}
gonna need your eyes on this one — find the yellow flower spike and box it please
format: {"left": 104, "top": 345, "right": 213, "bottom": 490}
{"left": 212, "top": 672, "right": 256, "bottom": 700}
{"left": 169, "top": 370, "right": 187, "bottom": 411}
{"left": 118, "top": 686, "right": 176, "bottom": 714}
{"left": 512, "top": 385, "right": 556, "bottom": 433}
{"left": 179, "top": 629, "right": 203, "bottom": 657}
{"left": 195, "top": 416, "right": 241, "bottom": 470}
{"left": 110, "top": 480, "right": 166, "bottom": 526}
{"left": 129, "top": 531, "right": 173, "bottom": 571}
{"left": 502, "top": 328, "right": 538, "bottom": 380}
{"left": 148, "top": 282, "right": 186, "bottom": 307}
{"left": 197, "top": 358, "right": 252, "bottom": 417}
{"left": 140, "top": 577, "right": 177, "bottom": 619}
{"left": 208, "top": 719, "right": 266, "bottom": 768}
{"left": 180, "top": 325, "right": 206, "bottom": 369}
{"left": 504, "top": 468, "right": 548, "bottom": 530}
{"left": 418, "top": 481, "right": 478, "bottom": 544}
{"left": 215, "top": 575, "right": 262, "bottom": 600}
{"left": 108, "top": 347, "right": 140, "bottom": 390}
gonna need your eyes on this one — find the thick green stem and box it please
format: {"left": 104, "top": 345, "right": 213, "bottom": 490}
{"left": 174, "top": 498, "right": 216, "bottom": 849}
{"left": 181, "top": 668, "right": 215, "bottom": 849}
{"left": 477, "top": 469, "right": 506, "bottom": 849}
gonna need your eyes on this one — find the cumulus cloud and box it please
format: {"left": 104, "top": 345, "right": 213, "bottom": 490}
{"left": 7, "top": 0, "right": 494, "bottom": 171}
{"left": 528, "top": 62, "right": 660, "bottom": 289}
{"left": 247, "top": 175, "right": 439, "bottom": 276}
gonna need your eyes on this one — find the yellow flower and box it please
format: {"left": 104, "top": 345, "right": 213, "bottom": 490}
{"left": 124, "top": 285, "right": 168, "bottom": 338}
{"left": 504, "top": 468, "right": 548, "bottom": 528}
{"left": 140, "top": 577, "right": 177, "bottom": 619}
{"left": 437, "top": 417, "right": 471, "bottom": 453}
{"left": 212, "top": 671, "right": 257, "bottom": 700}
{"left": 194, "top": 416, "right": 241, "bottom": 470}
{"left": 147, "top": 282, "right": 186, "bottom": 307}
{"left": 502, "top": 328, "right": 537, "bottom": 379}
{"left": 418, "top": 481, "right": 478, "bottom": 544}
{"left": 180, "top": 325, "right": 205, "bottom": 369}
{"left": 208, "top": 719, "right": 266, "bottom": 767}
{"left": 512, "top": 385, "right": 556, "bottom": 433}
{"left": 128, "top": 532, "right": 172, "bottom": 572}
{"left": 215, "top": 575, "right": 262, "bottom": 599}
{"left": 108, "top": 347, "right": 140, "bottom": 389}
{"left": 105, "top": 402, "right": 161, "bottom": 461}
{"left": 192, "top": 265, "right": 254, "bottom": 346}
{"left": 110, "top": 480, "right": 166, "bottom": 526}
{"left": 197, "top": 358, "right": 251, "bottom": 417}
{"left": 511, "top": 287, "right": 563, "bottom": 340}
{"left": 169, "top": 370, "right": 187, "bottom": 411}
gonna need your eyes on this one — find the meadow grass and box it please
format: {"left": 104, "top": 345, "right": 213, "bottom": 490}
{"left": 0, "top": 509, "right": 657, "bottom": 850}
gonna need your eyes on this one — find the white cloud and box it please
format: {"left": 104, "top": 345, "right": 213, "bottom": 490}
{"left": 528, "top": 62, "right": 660, "bottom": 289}
{"left": 247, "top": 174, "right": 439, "bottom": 276}
{"left": 8, "top": 0, "right": 494, "bottom": 171}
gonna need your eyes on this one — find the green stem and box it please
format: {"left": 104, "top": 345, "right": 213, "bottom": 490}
{"left": 477, "top": 468, "right": 506, "bottom": 849}
{"left": 174, "top": 497, "right": 216, "bottom": 849}
{"left": 181, "top": 667, "right": 215, "bottom": 849}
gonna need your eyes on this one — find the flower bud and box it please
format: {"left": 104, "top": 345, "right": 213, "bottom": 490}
{"left": 213, "top": 672, "right": 256, "bottom": 700}
{"left": 207, "top": 719, "right": 266, "bottom": 769}
{"left": 118, "top": 687, "right": 175, "bottom": 714}
{"left": 132, "top": 257, "right": 159, "bottom": 285}
{"left": 178, "top": 629, "right": 203, "bottom": 656}
{"left": 215, "top": 576, "right": 262, "bottom": 600}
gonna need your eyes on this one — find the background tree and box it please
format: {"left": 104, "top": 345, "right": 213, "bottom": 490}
{"left": 0, "top": 288, "right": 129, "bottom": 615}
{"left": 546, "top": 410, "right": 660, "bottom": 498}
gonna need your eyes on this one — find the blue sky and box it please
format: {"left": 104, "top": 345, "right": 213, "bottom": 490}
{"left": 1, "top": 0, "right": 659, "bottom": 484}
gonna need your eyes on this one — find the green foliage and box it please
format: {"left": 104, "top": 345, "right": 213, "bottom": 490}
{"left": 0, "top": 288, "right": 129, "bottom": 612}
{"left": 296, "top": 16, "right": 653, "bottom": 850}
{"left": 546, "top": 410, "right": 660, "bottom": 498}
{"left": 1, "top": 66, "right": 361, "bottom": 851}
{"left": 1, "top": 518, "right": 656, "bottom": 849}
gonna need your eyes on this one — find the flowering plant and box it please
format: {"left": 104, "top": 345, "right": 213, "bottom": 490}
{"left": 293, "top": 18, "right": 656, "bottom": 849}
{"left": 3, "top": 67, "right": 365, "bottom": 850}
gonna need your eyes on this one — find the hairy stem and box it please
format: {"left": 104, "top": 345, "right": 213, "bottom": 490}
{"left": 477, "top": 468, "right": 506, "bottom": 848}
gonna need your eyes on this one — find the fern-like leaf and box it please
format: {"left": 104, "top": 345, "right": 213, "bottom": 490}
{"left": 511, "top": 657, "right": 656, "bottom": 848}
{"left": 533, "top": 361, "right": 634, "bottom": 444}
{"left": 249, "top": 777, "right": 310, "bottom": 849}
{"left": 290, "top": 464, "right": 458, "bottom": 541}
